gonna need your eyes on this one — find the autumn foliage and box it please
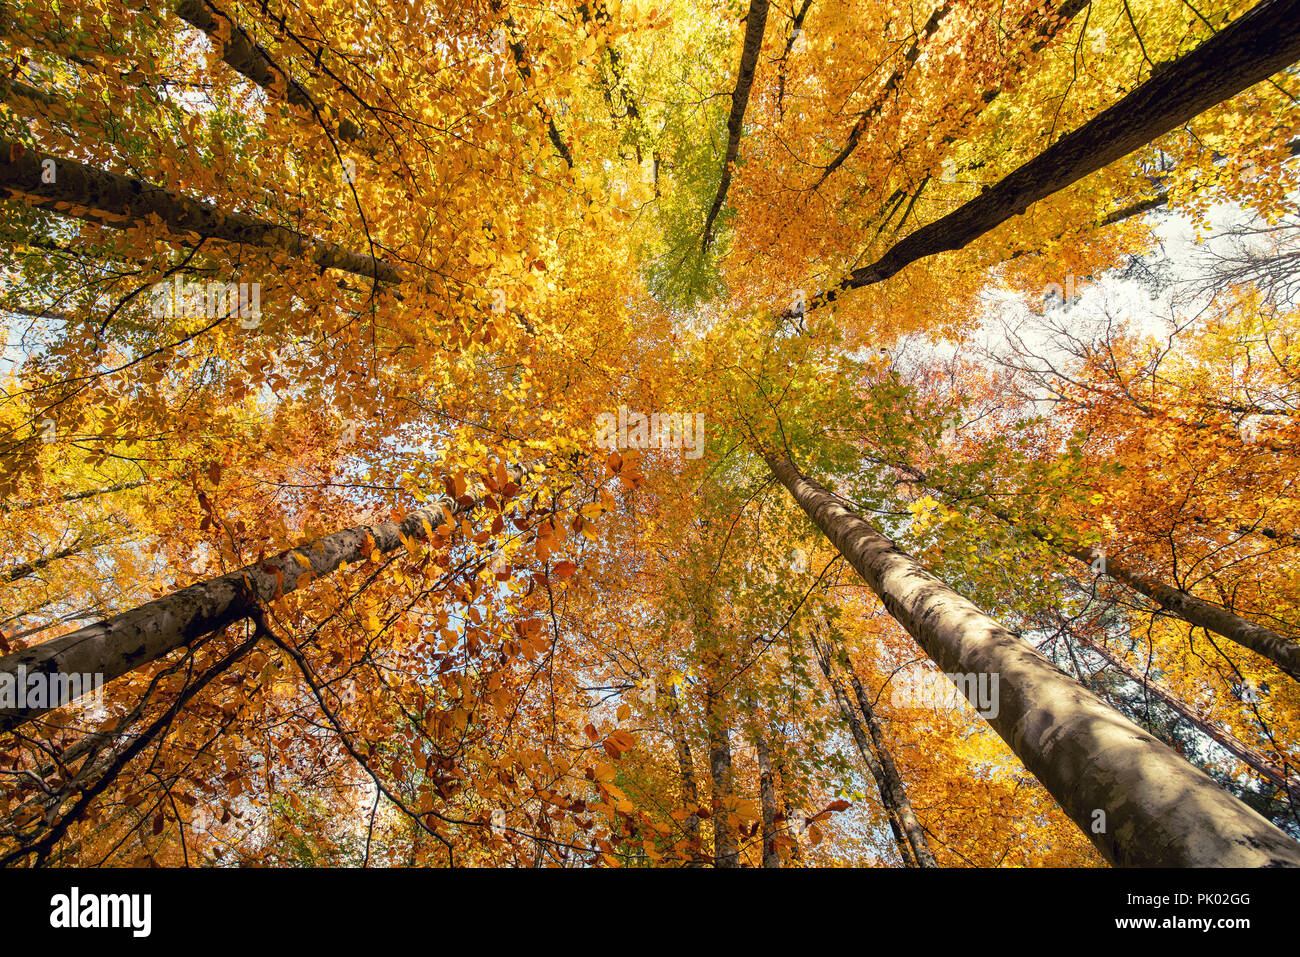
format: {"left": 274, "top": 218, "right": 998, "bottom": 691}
{"left": 0, "top": 0, "right": 1298, "bottom": 867}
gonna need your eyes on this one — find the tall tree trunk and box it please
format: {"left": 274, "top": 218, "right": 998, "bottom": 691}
{"left": 779, "top": 793, "right": 804, "bottom": 865}
{"left": 705, "top": 685, "right": 739, "bottom": 867}
{"left": 765, "top": 449, "right": 1300, "bottom": 866}
{"left": 3, "top": 537, "right": 94, "bottom": 584}
{"left": 700, "top": 0, "right": 770, "bottom": 253}
{"left": 755, "top": 728, "right": 781, "bottom": 867}
{"left": 487, "top": 0, "right": 574, "bottom": 168}
{"left": 817, "top": 0, "right": 1092, "bottom": 190}
{"left": 0, "top": 464, "right": 533, "bottom": 734}
{"left": 0, "top": 607, "right": 99, "bottom": 647}
{"left": 664, "top": 683, "right": 704, "bottom": 863}
{"left": 1064, "top": 543, "right": 1300, "bottom": 679}
{"left": 812, "top": 1, "right": 955, "bottom": 189}
{"left": 811, "top": 632, "right": 920, "bottom": 867}
{"left": 759, "top": 722, "right": 800, "bottom": 863}
{"left": 835, "top": 641, "right": 939, "bottom": 867}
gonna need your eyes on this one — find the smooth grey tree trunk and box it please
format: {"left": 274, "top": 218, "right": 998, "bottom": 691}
{"left": 705, "top": 687, "right": 740, "bottom": 867}
{"left": 818, "top": 649, "right": 916, "bottom": 866}
{"left": 766, "top": 450, "right": 1300, "bottom": 866}
{"left": 755, "top": 729, "right": 781, "bottom": 867}
{"left": 1067, "top": 543, "right": 1300, "bottom": 678}
{"left": 0, "top": 466, "right": 531, "bottom": 733}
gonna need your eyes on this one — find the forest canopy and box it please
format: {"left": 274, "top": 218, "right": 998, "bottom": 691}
{"left": 2, "top": 0, "right": 1300, "bottom": 869}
